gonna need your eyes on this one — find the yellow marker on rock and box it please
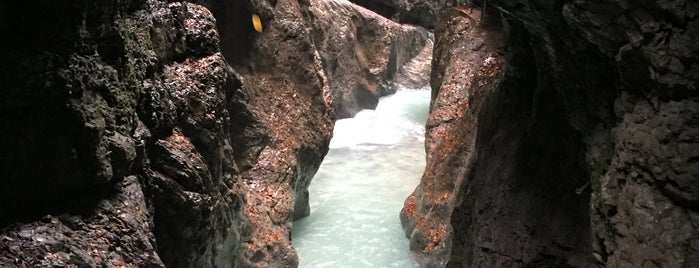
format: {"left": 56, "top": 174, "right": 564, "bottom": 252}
{"left": 251, "top": 13, "right": 263, "bottom": 33}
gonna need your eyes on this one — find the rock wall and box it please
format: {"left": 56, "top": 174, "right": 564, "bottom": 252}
{"left": 400, "top": 7, "right": 513, "bottom": 267}
{"left": 0, "top": 0, "right": 334, "bottom": 266}
{"left": 0, "top": 0, "right": 433, "bottom": 267}
{"left": 197, "top": 0, "right": 334, "bottom": 266}
{"left": 308, "top": 0, "right": 431, "bottom": 118}
{"left": 0, "top": 0, "right": 264, "bottom": 266}
{"left": 403, "top": 1, "right": 698, "bottom": 267}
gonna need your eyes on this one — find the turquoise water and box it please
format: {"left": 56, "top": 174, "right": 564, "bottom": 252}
{"left": 292, "top": 89, "right": 430, "bottom": 268}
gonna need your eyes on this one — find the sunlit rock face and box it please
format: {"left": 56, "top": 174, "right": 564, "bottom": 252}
{"left": 404, "top": 0, "right": 698, "bottom": 267}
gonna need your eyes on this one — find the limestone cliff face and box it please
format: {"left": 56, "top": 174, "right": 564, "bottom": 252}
{"left": 308, "top": 0, "right": 431, "bottom": 118}
{"left": 403, "top": 1, "right": 698, "bottom": 267}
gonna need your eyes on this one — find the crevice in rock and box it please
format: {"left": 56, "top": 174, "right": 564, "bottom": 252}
{"left": 199, "top": 0, "right": 255, "bottom": 68}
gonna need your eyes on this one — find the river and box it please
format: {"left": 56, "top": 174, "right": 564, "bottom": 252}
{"left": 291, "top": 89, "right": 430, "bottom": 267}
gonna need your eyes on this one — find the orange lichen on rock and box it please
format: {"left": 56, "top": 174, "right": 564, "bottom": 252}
{"left": 191, "top": 4, "right": 213, "bottom": 17}
{"left": 265, "top": 230, "right": 283, "bottom": 242}
{"left": 422, "top": 225, "right": 447, "bottom": 253}
{"left": 404, "top": 193, "right": 417, "bottom": 216}
{"left": 436, "top": 191, "right": 450, "bottom": 202}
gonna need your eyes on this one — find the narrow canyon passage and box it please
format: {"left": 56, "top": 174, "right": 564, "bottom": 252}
{"left": 1, "top": 0, "right": 696, "bottom": 267}
{"left": 292, "top": 89, "right": 430, "bottom": 267}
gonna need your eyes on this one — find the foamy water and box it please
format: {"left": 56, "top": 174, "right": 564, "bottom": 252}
{"left": 292, "top": 89, "right": 430, "bottom": 267}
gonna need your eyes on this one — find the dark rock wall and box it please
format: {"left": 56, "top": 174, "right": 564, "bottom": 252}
{"left": 0, "top": 0, "right": 251, "bottom": 266}
{"left": 0, "top": 0, "right": 331, "bottom": 266}
{"left": 404, "top": 0, "right": 698, "bottom": 267}
{"left": 0, "top": 0, "right": 432, "bottom": 266}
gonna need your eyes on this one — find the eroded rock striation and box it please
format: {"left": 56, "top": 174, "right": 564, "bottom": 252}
{"left": 403, "top": 1, "right": 698, "bottom": 267}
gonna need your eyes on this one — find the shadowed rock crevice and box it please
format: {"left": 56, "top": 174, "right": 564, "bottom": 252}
{"left": 405, "top": 0, "right": 698, "bottom": 267}
{"left": 0, "top": 0, "right": 145, "bottom": 221}
{"left": 199, "top": 0, "right": 255, "bottom": 68}
{"left": 447, "top": 31, "right": 593, "bottom": 265}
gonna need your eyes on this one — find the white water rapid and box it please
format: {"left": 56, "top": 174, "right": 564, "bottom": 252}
{"left": 291, "top": 89, "right": 430, "bottom": 267}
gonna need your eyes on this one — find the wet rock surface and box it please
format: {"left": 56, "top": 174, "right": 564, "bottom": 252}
{"left": 0, "top": 1, "right": 244, "bottom": 267}
{"left": 404, "top": 0, "right": 698, "bottom": 267}
{"left": 5, "top": 0, "right": 694, "bottom": 267}
{"left": 392, "top": 34, "right": 434, "bottom": 90}
{"left": 0, "top": 0, "right": 433, "bottom": 266}
{"left": 0, "top": 0, "right": 335, "bottom": 266}
{"left": 0, "top": 176, "right": 163, "bottom": 267}
{"left": 0, "top": 0, "right": 440, "bottom": 267}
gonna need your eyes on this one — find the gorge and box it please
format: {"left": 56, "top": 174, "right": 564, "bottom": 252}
{"left": 292, "top": 88, "right": 430, "bottom": 267}
{"left": 0, "top": 0, "right": 697, "bottom": 267}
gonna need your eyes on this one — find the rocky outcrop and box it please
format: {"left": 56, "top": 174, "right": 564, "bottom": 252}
{"left": 400, "top": 7, "right": 511, "bottom": 267}
{"left": 308, "top": 0, "right": 432, "bottom": 118}
{"left": 199, "top": 0, "right": 334, "bottom": 266}
{"left": 0, "top": 1, "right": 235, "bottom": 266}
{"left": 404, "top": 1, "right": 698, "bottom": 267}
{"left": 0, "top": 0, "right": 333, "bottom": 267}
